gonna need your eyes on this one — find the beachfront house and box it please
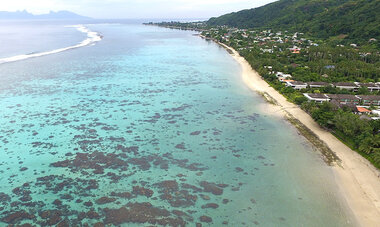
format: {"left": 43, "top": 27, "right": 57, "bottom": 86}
{"left": 303, "top": 93, "right": 330, "bottom": 103}
{"left": 281, "top": 79, "right": 295, "bottom": 83}
{"left": 275, "top": 72, "right": 292, "bottom": 82}
{"left": 327, "top": 94, "right": 360, "bottom": 105}
{"left": 333, "top": 82, "right": 359, "bottom": 91}
{"left": 357, "top": 95, "right": 380, "bottom": 106}
{"left": 307, "top": 82, "right": 331, "bottom": 88}
{"left": 285, "top": 81, "right": 307, "bottom": 90}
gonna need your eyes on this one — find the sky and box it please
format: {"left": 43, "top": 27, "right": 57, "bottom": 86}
{"left": 0, "top": 0, "right": 278, "bottom": 19}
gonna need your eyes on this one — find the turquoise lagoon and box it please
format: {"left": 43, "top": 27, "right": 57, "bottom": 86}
{"left": 0, "top": 22, "right": 356, "bottom": 226}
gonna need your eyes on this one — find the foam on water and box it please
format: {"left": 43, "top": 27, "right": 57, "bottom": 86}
{"left": 0, "top": 25, "right": 102, "bottom": 65}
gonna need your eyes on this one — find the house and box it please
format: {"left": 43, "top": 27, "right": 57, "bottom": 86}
{"left": 289, "top": 46, "right": 301, "bottom": 54}
{"left": 357, "top": 95, "right": 380, "bottom": 106}
{"left": 333, "top": 82, "right": 359, "bottom": 91}
{"left": 303, "top": 93, "right": 330, "bottom": 103}
{"left": 355, "top": 106, "right": 371, "bottom": 115}
{"left": 324, "top": 65, "right": 336, "bottom": 69}
{"left": 264, "top": 66, "right": 273, "bottom": 71}
{"left": 281, "top": 79, "right": 295, "bottom": 83}
{"left": 371, "top": 109, "right": 380, "bottom": 120}
{"left": 261, "top": 48, "right": 273, "bottom": 53}
{"left": 327, "top": 94, "right": 360, "bottom": 105}
{"left": 275, "top": 72, "right": 292, "bottom": 82}
{"left": 307, "top": 82, "right": 331, "bottom": 88}
{"left": 372, "top": 109, "right": 380, "bottom": 117}
{"left": 355, "top": 82, "right": 380, "bottom": 92}
{"left": 276, "top": 72, "right": 292, "bottom": 78}
{"left": 285, "top": 81, "right": 307, "bottom": 90}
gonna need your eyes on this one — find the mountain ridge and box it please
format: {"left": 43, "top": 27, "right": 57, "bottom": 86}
{"left": 0, "top": 10, "right": 91, "bottom": 20}
{"left": 207, "top": 0, "right": 380, "bottom": 44}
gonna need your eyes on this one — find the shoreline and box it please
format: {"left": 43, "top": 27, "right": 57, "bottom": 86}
{"left": 202, "top": 36, "right": 380, "bottom": 226}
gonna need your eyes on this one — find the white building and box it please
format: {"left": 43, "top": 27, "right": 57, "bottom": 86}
{"left": 303, "top": 93, "right": 330, "bottom": 103}
{"left": 286, "top": 81, "right": 307, "bottom": 90}
{"left": 333, "top": 82, "right": 359, "bottom": 91}
{"left": 355, "top": 82, "right": 380, "bottom": 92}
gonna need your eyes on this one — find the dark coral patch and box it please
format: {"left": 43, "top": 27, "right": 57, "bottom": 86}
{"left": 96, "top": 197, "right": 117, "bottom": 205}
{"left": 103, "top": 202, "right": 186, "bottom": 226}
{"left": 132, "top": 186, "right": 154, "bottom": 198}
{"left": 199, "top": 181, "right": 223, "bottom": 195}
{"left": 1, "top": 211, "right": 35, "bottom": 224}
{"left": 201, "top": 203, "right": 219, "bottom": 209}
{"left": 199, "top": 216, "right": 212, "bottom": 223}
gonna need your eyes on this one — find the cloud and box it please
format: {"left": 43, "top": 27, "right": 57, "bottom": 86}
{"left": 0, "top": 0, "right": 277, "bottom": 19}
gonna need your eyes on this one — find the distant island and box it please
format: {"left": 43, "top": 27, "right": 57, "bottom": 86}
{"left": 0, "top": 10, "right": 91, "bottom": 20}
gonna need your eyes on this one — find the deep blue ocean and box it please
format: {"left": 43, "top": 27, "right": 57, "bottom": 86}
{"left": 0, "top": 20, "right": 356, "bottom": 226}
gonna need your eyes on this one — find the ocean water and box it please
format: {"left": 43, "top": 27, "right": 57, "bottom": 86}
{"left": 0, "top": 22, "right": 356, "bottom": 226}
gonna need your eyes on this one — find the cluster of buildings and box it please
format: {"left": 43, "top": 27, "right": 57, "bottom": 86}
{"left": 303, "top": 93, "right": 380, "bottom": 119}
{"left": 206, "top": 27, "right": 363, "bottom": 55}
{"left": 271, "top": 71, "right": 380, "bottom": 119}
{"left": 285, "top": 81, "right": 380, "bottom": 92}
{"left": 204, "top": 28, "right": 319, "bottom": 54}
{"left": 271, "top": 71, "right": 380, "bottom": 92}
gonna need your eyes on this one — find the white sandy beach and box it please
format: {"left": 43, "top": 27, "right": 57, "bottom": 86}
{"left": 215, "top": 42, "right": 380, "bottom": 226}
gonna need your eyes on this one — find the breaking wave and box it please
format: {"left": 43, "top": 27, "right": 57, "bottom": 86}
{"left": 0, "top": 25, "right": 102, "bottom": 65}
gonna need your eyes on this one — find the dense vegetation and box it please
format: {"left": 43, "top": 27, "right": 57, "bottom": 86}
{"left": 235, "top": 42, "right": 380, "bottom": 83}
{"left": 302, "top": 102, "right": 380, "bottom": 168}
{"left": 208, "top": 0, "right": 380, "bottom": 45}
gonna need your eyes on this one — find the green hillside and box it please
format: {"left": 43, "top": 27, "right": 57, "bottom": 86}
{"left": 207, "top": 0, "right": 380, "bottom": 44}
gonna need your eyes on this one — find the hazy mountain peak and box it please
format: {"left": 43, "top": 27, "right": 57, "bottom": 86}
{"left": 0, "top": 10, "right": 91, "bottom": 20}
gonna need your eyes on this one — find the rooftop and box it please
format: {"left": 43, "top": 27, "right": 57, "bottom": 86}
{"left": 288, "top": 81, "right": 307, "bottom": 85}
{"left": 356, "top": 83, "right": 380, "bottom": 88}
{"left": 327, "top": 94, "right": 359, "bottom": 100}
{"left": 333, "top": 82, "right": 358, "bottom": 87}
{"left": 357, "top": 107, "right": 371, "bottom": 113}
{"left": 357, "top": 95, "right": 380, "bottom": 101}
{"left": 304, "top": 93, "right": 329, "bottom": 99}
{"left": 307, "top": 82, "right": 330, "bottom": 86}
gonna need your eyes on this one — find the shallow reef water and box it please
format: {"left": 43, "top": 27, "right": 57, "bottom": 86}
{"left": 0, "top": 23, "right": 355, "bottom": 226}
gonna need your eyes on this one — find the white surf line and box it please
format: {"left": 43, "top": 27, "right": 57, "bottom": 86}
{"left": 0, "top": 25, "right": 103, "bottom": 65}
